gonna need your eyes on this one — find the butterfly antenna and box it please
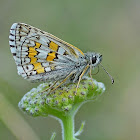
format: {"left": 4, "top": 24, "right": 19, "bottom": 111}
{"left": 100, "top": 63, "right": 114, "bottom": 84}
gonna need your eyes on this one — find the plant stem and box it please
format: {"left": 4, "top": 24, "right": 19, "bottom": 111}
{"left": 61, "top": 114, "right": 74, "bottom": 140}
{"left": 58, "top": 103, "right": 82, "bottom": 140}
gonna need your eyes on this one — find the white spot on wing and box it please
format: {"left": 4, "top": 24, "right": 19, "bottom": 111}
{"left": 17, "top": 66, "right": 24, "bottom": 74}
{"left": 40, "top": 36, "right": 50, "bottom": 44}
{"left": 10, "top": 47, "right": 16, "bottom": 53}
{"left": 25, "top": 39, "right": 30, "bottom": 44}
{"left": 11, "top": 23, "right": 18, "bottom": 30}
{"left": 21, "top": 47, "right": 28, "bottom": 51}
{"left": 36, "top": 49, "right": 48, "bottom": 59}
{"left": 15, "top": 57, "right": 21, "bottom": 64}
{"left": 9, "top": 41, "right": 15, "bottom": 46}
{"left": 9, "top": 35, "right": 15, "bottom": 40}
{"left": 10, "top": 29, "right": 15, "bottom": 35}
{"left": 40, "top": 45, "right": 50, "bottom": 51}
{"left": 42, "top": 62, "right": 49, "bottom": 67}
{"left": 45, "top": 67, "right": 51, "bottom": 72}
{"left": 28, "top": 71, "right": 37, "bottom": 76}
{"left": 58, "top": 47, "right": 65, "bottom": 54}
{"left": 23, "top": 64, "right": 34, "bottom": 72}
{"left": 22, "top": 58, "right": 30, "bottom": 64}
{"left": 21, "top": 52, "right": 28, "bottom": 57}
{"left": 37, "top": 59, "right": 46, "bottom": 63}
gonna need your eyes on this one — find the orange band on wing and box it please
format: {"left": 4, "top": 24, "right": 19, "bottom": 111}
{"left": 49, "top": 41, "right": 59, "bottom": 51}
{"left": 35, "top": 42, "right": 41, "bottom": 48}
{"left": 30, "top": 57, "right": 37, "bottom": 64}
{"left": 28, "top": 45, "right": 45, "bottom": 74}
{"left": 28, "top": 47, "right": 37, "bottom": 57}
{"left": 36, "top": 67, "right": 45, "bottom": 74}
{"left": 46, "top": 52, "right": 56, "bottom": 61}
{"left": 33, "top": 62, "right": 45, "bottom": 74}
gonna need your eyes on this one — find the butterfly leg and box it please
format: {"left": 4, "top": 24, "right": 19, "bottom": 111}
{"left": 89, "top": 65, "right": 94, "bottom": 89}
{"left": 41, "top": 81, "right": 58, "bottom": 94}
{"left": 47, "top": 70, "right": 76, "bottom": 95}
{"left": 75, "top": 64, "right": 90, "bottom": 94}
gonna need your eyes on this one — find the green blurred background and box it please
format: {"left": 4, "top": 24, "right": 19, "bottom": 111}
{"left": 0, "top": 0, "right": 139, "bottom": 139}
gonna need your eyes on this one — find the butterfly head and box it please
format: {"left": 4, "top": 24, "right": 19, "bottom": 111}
{"left": 85, "top": 52, "right": 102, "bottom": 67}
{"left": 85, "top": 52, "right": 114, "bottom": 84}
{"left": 91, "top": 53, "right": 102, "bottom": 67}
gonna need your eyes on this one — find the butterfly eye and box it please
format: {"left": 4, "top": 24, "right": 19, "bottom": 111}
{"left": 92, "top": 56, "right": 97, "bottom": 64}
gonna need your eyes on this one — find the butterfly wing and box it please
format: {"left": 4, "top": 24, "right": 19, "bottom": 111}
{"left": 9, "top": 23, "right": 84, "bottom": 82}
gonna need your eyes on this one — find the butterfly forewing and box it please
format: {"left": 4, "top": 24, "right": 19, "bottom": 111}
{"left": 9, "top": 23, "right": 84, "bottom": 82}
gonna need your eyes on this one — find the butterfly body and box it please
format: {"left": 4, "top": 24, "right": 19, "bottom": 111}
{"left": 9, "top": 23, "right": 102, "bottom": 86}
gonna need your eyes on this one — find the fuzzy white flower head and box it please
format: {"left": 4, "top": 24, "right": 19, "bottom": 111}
{"left": 18, "top": 77, "right": 105, "bottom": 117}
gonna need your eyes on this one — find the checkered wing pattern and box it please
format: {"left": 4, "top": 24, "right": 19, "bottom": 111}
{"left": 9, "top": 23, "right": 84, "bottom": 82}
